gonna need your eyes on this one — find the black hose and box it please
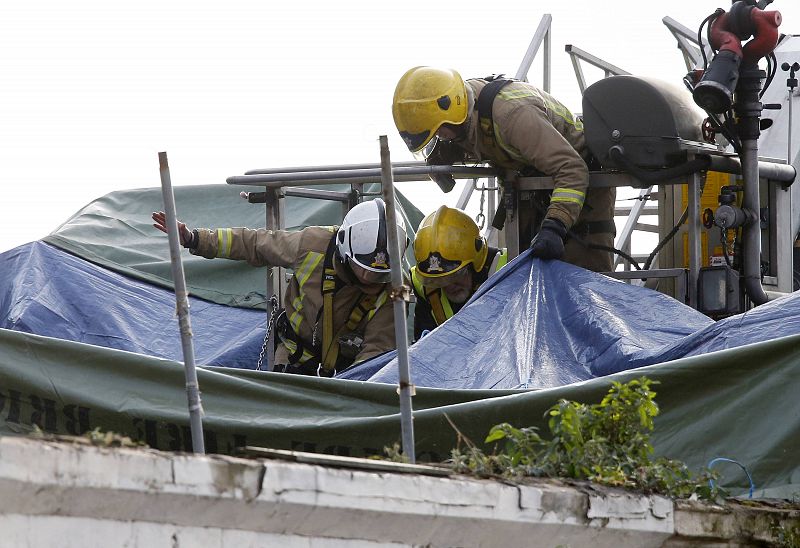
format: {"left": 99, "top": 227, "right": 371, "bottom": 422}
{"left": 699, "top": 10, "right": 724, "bottom": 70}
{"left": 582, "top": 242, "right": 642, "bottom": 270}
{"left": 643, "top": 207, "right": 688, "bottom": 271}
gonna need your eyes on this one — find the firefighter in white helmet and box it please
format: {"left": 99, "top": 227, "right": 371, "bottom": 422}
{"left": 152, "top": 199, "right": 407, "bottom": 376}
{"left": 410, "top": 205, "right": 507, "bottom": 340}
{"left": 393, "top": 66, "right": 615, "bottom": 272}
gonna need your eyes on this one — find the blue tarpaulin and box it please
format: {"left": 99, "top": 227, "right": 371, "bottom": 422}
{"left": 339, "top": 251, "right": 800, "bottom": 389}
{"left": 4, "top": 236, "right": 800, "bottom": 388}
{"left": 0, "top": 241, "right": 266, "bottom": 369}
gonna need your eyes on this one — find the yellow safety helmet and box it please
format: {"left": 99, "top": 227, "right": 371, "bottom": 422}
{"left": 414, "top": 206, "right": 488, "bottom": 279}
{"left": 392, "top": 67, "right": 468, "bottom": 153}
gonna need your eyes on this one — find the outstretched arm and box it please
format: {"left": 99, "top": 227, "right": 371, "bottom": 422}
{"left": 152, "top": 211, "right": 196, "bottom": 248}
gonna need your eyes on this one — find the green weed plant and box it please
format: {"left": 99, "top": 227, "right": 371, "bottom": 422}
{"left": 449, "top": 377, "right": 718, "bottom": 499}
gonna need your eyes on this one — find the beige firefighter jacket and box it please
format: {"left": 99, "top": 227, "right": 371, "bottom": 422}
{"left": 460, "top": 79, "right": 615, "bottom": 234}
{"left": 190, "top": 225, "right": 396, "bottom": 369}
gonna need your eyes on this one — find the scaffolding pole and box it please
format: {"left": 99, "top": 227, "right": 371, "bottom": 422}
{"left": 378, "top": 136, "right": 416, "bottom": 464}
{"left": 158, "top": 151, "right": 205, "bottom": 454}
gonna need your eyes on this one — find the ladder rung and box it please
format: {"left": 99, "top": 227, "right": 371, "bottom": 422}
{"left": 615, "top": 205, "right": 659, "bottom": 216}
{"left": 634, "top": 223, "right": 660, "bottom": 233}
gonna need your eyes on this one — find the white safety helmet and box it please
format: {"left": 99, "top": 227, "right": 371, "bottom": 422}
{"left": 336, "top": 199, "right": 408, "bottom": 284}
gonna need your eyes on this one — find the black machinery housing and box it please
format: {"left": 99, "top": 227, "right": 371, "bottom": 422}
{"left": 582, "top": 75, "right": 707, "bottom": 169}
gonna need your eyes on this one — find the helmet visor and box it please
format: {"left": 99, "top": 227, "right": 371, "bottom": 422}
{"left": 353, "top": 246, "right": 390, "bottom": 271}
{"left": 399, "top": 129, "right": 432, "bottom": 153}
{"left": 350, "top": 261, "right": 392, "bottom": 285}
{"left": 419, "top": 264, "right": 470, "bottom": 290}
{"left": 413, "top": 136, "right": 440, "bottom": 161}
{"left": 416, "top": 251, "right": 464, "bottom": 277}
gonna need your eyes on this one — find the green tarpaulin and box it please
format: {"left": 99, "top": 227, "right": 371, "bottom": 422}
{"left": 1, "top": 327, "right": 797, "bottom": 498}
{"left": 43, "top": 183, "right": 424, "bottom": 309}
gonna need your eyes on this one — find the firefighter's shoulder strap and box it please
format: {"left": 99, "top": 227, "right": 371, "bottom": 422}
{"left": 319, "top": 236, "right": 380, "bottom": 373}
{"left": 426, "top": 288, "right": 452, "bottom": 326}
{"left": 412, "top": 266, "right": 455, "bottom": 326}
{"left": 476, "top": 75, "right": 513, "bottom": 143}
{"left": 410, "top": 266, "right": 452, "bottom": 326}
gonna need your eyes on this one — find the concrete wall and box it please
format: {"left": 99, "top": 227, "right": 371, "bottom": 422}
{"left": 0, "top": 437, "right": 794, "bottom": 547}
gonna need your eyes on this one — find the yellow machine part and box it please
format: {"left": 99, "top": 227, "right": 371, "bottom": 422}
{"left": 680, "top": 171, "right": 736, "bottom": 267}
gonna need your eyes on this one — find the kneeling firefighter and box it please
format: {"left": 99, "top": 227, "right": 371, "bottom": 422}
{"left": 411, "top": 205, "right": 507, "bottom": 340}
{"left": 152, "top": 199, "right": 408, "bottom": 376}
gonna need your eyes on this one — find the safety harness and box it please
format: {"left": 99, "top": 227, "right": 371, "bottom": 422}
{"left": 476, "top": 75, "right": 515, "bottom": 166}
{"left": 278, "top": 235, "right": 387, "bottom": 375}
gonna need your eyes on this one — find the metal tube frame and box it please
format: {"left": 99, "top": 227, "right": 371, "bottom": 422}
{"left": 661, "top": 16, "right": 714, "bottom": 71}
{"left": 515, "top": 14, "right": 552, "bottom": 92}
{"left": 564, "top": 45, "right": 630, "bottom": 94}
{"left": 614, "top": 186, "right": 655, "bottom": 270}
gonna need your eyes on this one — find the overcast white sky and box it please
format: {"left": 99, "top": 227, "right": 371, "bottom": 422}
{"left": 1, "top": 1, "right": 798, "bottom": 253}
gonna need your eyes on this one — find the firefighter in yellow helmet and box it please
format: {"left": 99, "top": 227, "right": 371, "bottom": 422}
{"left": 410, "top": 206, "right": 507, "bottom": 340}
{"left": 393, "top": 66, "right": 615, "bottom": 272}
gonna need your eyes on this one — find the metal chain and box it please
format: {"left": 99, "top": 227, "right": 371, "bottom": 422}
{"left": 475, "top": 181, "right": 487, "bottom": 229}
{"left": 256, "top": 295, "right": 281, "bottom": 371}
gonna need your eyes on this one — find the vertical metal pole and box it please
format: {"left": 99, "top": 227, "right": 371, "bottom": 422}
{"left": 788, "top": 90, "right": 793, "bottom": 165}
{"left": 484, "top": 177, "right": 497, "bottom": 247}
{"left": 543, "top": 24, "right": 551, "bottom": 93}
{"left": 378, "top": 135, "right": 416, "bottom": 464}
{"left": 158, "top": 152, "right": 206, "bottom": 454}
{"left": 741, "top": 139, "right": 770, "bottom": 304}
{"left": 486, "top": 177, "right": 497, "bottom": 224}
{"left": 503, "top": 179, "right": 521, "bottom": 259}
{"left": 687, "top": 168, "right": 702, "bottom": 309}
{"left": 514, "top": 14, "right": 552, "bottom": 82}
{"left": 264, "top": 188, "right": 284, "bottom": 371}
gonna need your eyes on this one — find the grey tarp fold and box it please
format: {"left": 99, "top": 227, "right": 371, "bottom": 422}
{"left": 1, "top": 327, "right": 797, "bottom": 498}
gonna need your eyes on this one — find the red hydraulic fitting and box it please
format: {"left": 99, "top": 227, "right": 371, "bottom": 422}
{"left": 742, "top": 10, "right": 782, "bottom": 64}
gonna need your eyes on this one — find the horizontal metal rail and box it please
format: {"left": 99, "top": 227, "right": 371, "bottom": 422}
{"left": 245, "top": 161, "right": 424, "bottom": 175}
{"left": 607, "top": 268, "right": 687, "bottom": 280}
{"left": 227, "top": 165, "right": 498, "bottom": 188}
{"left": 615, "top": 205, "right": 659, "bottom": 215}
{"left": 516, "top": 158, "right": 796, "bottom": 192}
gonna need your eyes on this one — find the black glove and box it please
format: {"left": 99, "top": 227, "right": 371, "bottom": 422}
{"left": 530, "top": 218, "right": 567, "bottom": 260}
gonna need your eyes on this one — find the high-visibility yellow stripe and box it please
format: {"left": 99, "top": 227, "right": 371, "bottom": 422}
{"left": 495, "top": 250, "right": 508, "bottom": 272}
{"left": 551, "top": 196, "right": 585, "bottom": 206}
{"left": 216, "top": 228, "right": 233, "bottom": 258}
{"left": 287, "top": 252, "right": 325, "bottom": 333}
{"left": 366, "top": 291, "right": 389, "bottom": 322}
{"left": 289, "top": 310, "right": 303, "bottom": 333}
{"left": 553, "top": 188, "right": 585, "bottom": 197}
{"left": 440, "top": 291, "right": 455, "bottom": 320}
{"left": 551, "top": 189, "right": 586, "bottom": 207}
{"left": 281, "top": 340, "right": 316, "bottom": 364}
{"left": 295, "top": 252, "right": 323, "bottom": 288}
{"left": 410, "top": 267, "right": 425, "bottom": 297}
{"left": 498, "top": 89, "right": 536, "bottom": 100}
